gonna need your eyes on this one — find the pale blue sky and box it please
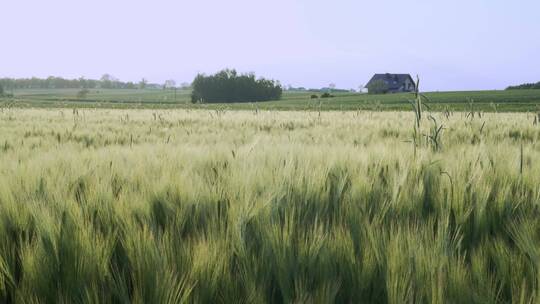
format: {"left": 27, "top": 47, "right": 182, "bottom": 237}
{"left": 1, "top": 0, "right": 539, "bottom": 91}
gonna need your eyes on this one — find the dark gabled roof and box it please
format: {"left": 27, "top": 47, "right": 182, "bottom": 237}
{"left": 366, "top": 73, "right": 415, "bottom": 90}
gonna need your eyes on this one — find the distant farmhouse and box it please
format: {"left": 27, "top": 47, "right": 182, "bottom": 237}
{"left": 366, "top": 73, "right": 416, "bottom": 94}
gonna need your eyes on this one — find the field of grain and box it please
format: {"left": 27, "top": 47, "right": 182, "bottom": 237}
{"left": 0, "top": 108, "right": 540, "bottom": 303}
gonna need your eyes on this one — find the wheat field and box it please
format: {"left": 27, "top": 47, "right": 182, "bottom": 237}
{"left": 0, "top": 108, "right": 539, "bottom": 303}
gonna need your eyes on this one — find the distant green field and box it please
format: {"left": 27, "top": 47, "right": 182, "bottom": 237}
{"left": 2, "top": 88, "right": 540, "bottom": 112}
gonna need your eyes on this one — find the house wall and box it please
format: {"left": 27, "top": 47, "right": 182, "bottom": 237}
{"left": 403, "top": 79, "right": 415, "bottom": 92}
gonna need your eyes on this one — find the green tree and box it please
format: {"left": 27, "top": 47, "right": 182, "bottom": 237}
{"left": 100, "top": 74, "right": 113, "bottom": 89}
{"left": 79, "top": 77, "right": 87, "bottom": 89}
{"left": 139, "top": 78, "right": 148, "bottom": 90}
{"left": 164, "top": 80, "right": 176, "bottom": 89}
{"left": 367, "top": 80, "right": 389, "bottom": 94}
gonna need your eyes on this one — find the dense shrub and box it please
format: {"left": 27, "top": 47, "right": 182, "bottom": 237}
{"left": 367, "top": 80, "right": 389, "bottom": 94}
{"left": 190, "top": 69, "right": 282, "bottom": 103}
{"left": 321, "top": 92, "right": 334, "bottom": 98}
{"left": 310, "top": 94, "right": 319, "bottom": 99}
{"left": 0, "top": 84, "right": 3, "bottom": 96}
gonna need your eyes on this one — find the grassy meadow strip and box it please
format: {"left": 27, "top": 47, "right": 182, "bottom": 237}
{"left": 0, "top": 108, "right": 539, "bottom": 302}
{"left": 3, "top": 88, "right": 540, "bottom": 111}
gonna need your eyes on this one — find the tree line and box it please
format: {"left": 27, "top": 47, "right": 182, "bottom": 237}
{"left": 3, "top": 69, "right": 284, "bottom": 103}
{"left": 506, "top": 81, "right": 540, "bottom": 90}
{"left": 0, "top": 75, "right": 152, "bottom": 90}
{"left": 191, "top": 69, "right": 282, "bottom": 103}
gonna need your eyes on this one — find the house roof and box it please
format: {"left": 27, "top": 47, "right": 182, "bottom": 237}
{"left": 366, "top": 73, "right": 415, "bottom": 90}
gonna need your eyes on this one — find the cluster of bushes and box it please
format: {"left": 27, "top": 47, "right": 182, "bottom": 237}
{"left": 310, "top": 93, "right": 335, "bottom": 99}
{"left": 506, "top": 81, "right": 540, "bottom": 90}
{"left": 191, "top": 69, "right": 282, "bottom": 103}
{"left": 321, "top": 92, "right": 334, "bottom": 98}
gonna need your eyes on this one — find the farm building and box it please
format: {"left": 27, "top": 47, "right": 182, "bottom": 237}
{"left": 366, "top": 73, "right": 416, "bottom": 93}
